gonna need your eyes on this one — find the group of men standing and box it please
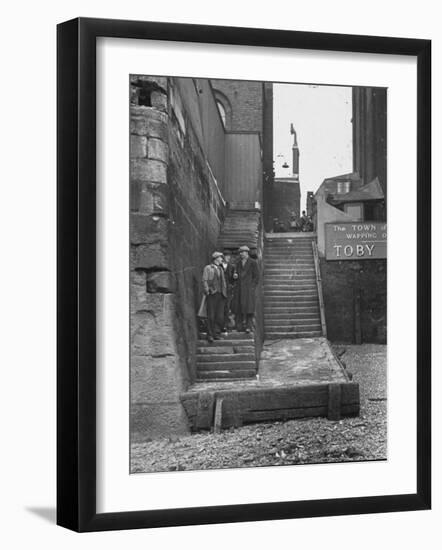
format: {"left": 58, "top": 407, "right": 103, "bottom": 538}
{"left": 201, "top": 246, "right": 259, "bottom": 343}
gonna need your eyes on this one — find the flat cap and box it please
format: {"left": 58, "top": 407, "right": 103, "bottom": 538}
{"left": 239, "top": 245, "right": 250, "bottom": 252}
{"left": 212, "top": 251, "right": 223, "bottom": 259}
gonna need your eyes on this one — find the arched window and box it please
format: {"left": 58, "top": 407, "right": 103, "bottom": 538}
{"left": 212, "top": 89, "right": 232, "bottom": 130}
{"left": 216, "top": 100, "right": 226, "bottom": 127}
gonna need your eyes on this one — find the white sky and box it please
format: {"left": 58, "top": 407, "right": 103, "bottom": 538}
{"left": 273, "top": 83, "right": 353, "bottom": 209}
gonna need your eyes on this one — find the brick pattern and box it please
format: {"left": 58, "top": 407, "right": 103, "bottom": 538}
{"left": 211, "top": 80, "right": 263, "bottom": 133}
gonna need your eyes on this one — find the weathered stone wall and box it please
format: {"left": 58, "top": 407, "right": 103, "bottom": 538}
{"left": 167, "top": 78, "right": 226, "bottom": 383}
{"left": 129, "top": 75, "right": 226, "bottom": 442}
{"left": 320, "top": 258, "right": 387, "bottom": 344}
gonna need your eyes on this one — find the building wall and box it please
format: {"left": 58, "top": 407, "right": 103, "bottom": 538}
{"left": 211, "top": 79, "right": 264, "bottom": 133}
{"left": 320, "top": 258, "right": 387, "bottom": 344}
{"left": 269, "top": 178, "right": 301, "bottom": 229}
{"left": 352, "top": 87, "right": 387, "bottom": 201}
{"left": 129, "top": 75, "right": 226, "bottom": 442}
{"left": 315, "top": 195, "right": 386, "bottom": 344}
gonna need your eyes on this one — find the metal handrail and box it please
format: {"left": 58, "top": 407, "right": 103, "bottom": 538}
{"left": 312, "top": 240, "right": 327, "bottom": 338}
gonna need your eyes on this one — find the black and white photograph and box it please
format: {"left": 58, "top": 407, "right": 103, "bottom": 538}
{"left": 129, "top": 75, "right": 387, "bottom": 474}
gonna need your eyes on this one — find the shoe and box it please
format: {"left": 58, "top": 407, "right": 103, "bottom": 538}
{"left": 221, "top": 330, "right": 228, "bottom": 336}
{"left": 245, "top": 328, "right": 251, "bottom": 334}
{"left": 214, "top": 335, "right": 221, "bottom": 340}
{"left": 207, "top": 336, "right": 214, "bottom": 343}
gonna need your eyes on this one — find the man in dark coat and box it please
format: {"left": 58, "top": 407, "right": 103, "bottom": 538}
{"left": 221, "top": 250, "right": 237, "bottom": 333}
{"left": 232, "top": 245, "right": 259, "bottom": 333}
{"left": 202, "top": 251, "right": 227, "bottom": 342}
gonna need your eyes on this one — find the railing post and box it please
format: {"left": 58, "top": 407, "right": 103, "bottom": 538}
{"left": 312, "top": 240, "right": 328, "bottom": 338}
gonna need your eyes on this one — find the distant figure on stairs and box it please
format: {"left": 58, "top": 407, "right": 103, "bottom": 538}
{"left": 202, "top": 251, "right": 227, "bottom": 343}
{"left": 300, "top": 210, "right": 313, "bottom": 232}
{"left": 232, "top": 245, "right": 259, "bottom": 334}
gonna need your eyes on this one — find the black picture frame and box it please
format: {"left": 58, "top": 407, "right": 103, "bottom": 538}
{"left": 57, "top": 17, "right": 431, "bottom": 532}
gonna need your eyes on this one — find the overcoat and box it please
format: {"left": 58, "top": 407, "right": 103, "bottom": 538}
{"left": 231, "top": 257, "right": 259, "bottom": 314}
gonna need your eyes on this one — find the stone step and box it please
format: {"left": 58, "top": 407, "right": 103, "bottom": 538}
{"left": 265, "top": 321, "right": 321, "bottom": 329}
{"left": 196, "top": 353, "right": 255, "bottom": 362}
{"left": 266, "top": 330, "right": 323, "bottom": 339}
{"left": 265, "top": 260, "right": 314, "bottom": 265}
{"left": 264, "top": 279, "right": 316, "bottom": 284}
{"left": 264, "top": 292, "right": 316, "bottom": 296}
{"left": 196, "top": 374, "right": 256, "bottom": 381}
{"left": 266, "top": 248, "right": 313, "bottom": 252}
{"left": 264, "top": 304, "right": 319, "bottom": 313}
{"left": 264, "top": 277, "right": 316, "bottom": 282}
{"left": 264, "top": 273, "right": 316, "bottom": 277}
{"left": 198, "top": 333, "right": 253, "bottom": 341}
{"left": 264, "top": 265, "right": 314, "bottom": 269}
{"left": 264, "top": 312, "right": 319, "bottom": 319}
{"left": 264, "top": 270, "right": 315, "bottom": 276}
{"left": 197, "top": 345, "right": 255, "bottom": 354}
{"left": 197, "top": 338, "right": 254, "bottom": 347}
{"left": 197, "top": 361, "right": 256, "bottom": 371}
{"left": 263, "top": 304, "right": 319, "bottom": 311}
{"left": 265, "top": 255, "right": 313, "bottom": 260}
{"left": 264, "top": 291, "right": 318, "bottom": 297}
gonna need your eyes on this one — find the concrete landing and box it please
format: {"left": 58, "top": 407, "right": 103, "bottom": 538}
{"left": 259, "top": 338, "right": 348, "bottom": 386}
{"left": 181, "top": 338, "right": 359, "bottom": 430}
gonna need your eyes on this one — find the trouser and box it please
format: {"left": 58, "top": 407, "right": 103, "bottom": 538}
{"left": 206, "top": 292, "right": 226, "bottom": 337}
{"left": 224, "top": 292, "right": 234, "bottom": 329}
{"left": 235, "top": 313, "right": 254, "bottom": 331}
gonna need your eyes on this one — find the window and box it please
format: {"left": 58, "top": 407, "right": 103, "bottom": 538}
{"left": 216, "top": 100, "right": 226, "bottom": 128}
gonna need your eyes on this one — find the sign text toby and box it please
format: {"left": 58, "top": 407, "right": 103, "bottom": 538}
{"left": 325, "top": 222, "right": 387, "bottom": 260}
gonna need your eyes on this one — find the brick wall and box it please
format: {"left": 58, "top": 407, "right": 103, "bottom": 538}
{"left": 320, "top": 258, "right": 387, "bottom": 344}
{"left": 129, "top": 75, "right": 226, "bottom": 442}
{"left": 211, "top": 80, "right": 263, "bottom": 133}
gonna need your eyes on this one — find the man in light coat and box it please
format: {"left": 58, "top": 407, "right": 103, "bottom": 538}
{"left": 202, "top": 251, "right": 227, "bottom": 343}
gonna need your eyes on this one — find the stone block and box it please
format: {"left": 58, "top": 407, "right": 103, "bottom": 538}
{"left": 130, "top": 106, "right": 168, "bottom": 140}
{"left": 134, "top": 243, "right": 169, "bottom": 271}
{"left": 138, "top": 184, "right": 169, "bottom": 216}
{"left": 131, "top": 269, "right": 147, "bottom": 287}
{"left": 147, "top": 271, "right": 175, "bottom": 293}
{"left": 131, "top": 159, "right": 167, "bottom": 184}
{"left": 131, "top": 356, "right": 183, "bottom": 403}
{"left": 130, "top": 135, "right": 147, "bottom": 158}
{"left": 130, "top": 180, "right": 141, "bottom": 211}
{"left": 147, "top": 138, "right": 169, "bottom": 163}
{"left": 130, "top": 75, "right": 168, "bottom": 91}
{"left": 151, "top": 91, "right": 168, "bottom": 112}
{"left": 130, "top": 213, "right": 168, "bottom": 245}
{"left": 130, "top": 402, "right": 189, "bottom": 442}
{"left": 131, "top": 307, "right": 176, "bottom": 357}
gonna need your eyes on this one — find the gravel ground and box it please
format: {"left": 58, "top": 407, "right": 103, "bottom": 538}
{"left": 131, "top": 344, "right": 387, "bottom": 473}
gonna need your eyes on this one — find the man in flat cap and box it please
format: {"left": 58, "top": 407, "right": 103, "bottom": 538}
{"left": 232, "top": 245, "right": 259, "bottom": 333}
{"left": 202, "top": 251, "right": 227, "bottom": 343}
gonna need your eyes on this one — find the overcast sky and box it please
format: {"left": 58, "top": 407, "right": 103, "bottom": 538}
{"left": 273, "top": 83, "right": 353, "bottom": 210}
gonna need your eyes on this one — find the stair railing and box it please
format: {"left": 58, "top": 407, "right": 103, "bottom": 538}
{"left": 312, "top": 240, "right": 328, "bottom": 338}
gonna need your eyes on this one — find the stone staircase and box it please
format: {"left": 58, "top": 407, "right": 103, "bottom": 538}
{"left": 264, "top": 234, "right": 322, "bottom": 339}
{"left": 195, "top": 207, "right": 261, "bottom": 382}
{"left": 196, "top": 332, "right": 257, "bottom": 381}
{"left": 217, "top": 207, "right": 260, "bottom": 253}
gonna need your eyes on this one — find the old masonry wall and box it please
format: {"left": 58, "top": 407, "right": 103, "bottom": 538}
{"left": 129, "top": 76, "right": 226, "bottom": 442}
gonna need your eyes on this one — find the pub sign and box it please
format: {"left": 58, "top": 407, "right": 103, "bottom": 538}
{"left": 325, "top": 222, "right": 387, "bottom": 260}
